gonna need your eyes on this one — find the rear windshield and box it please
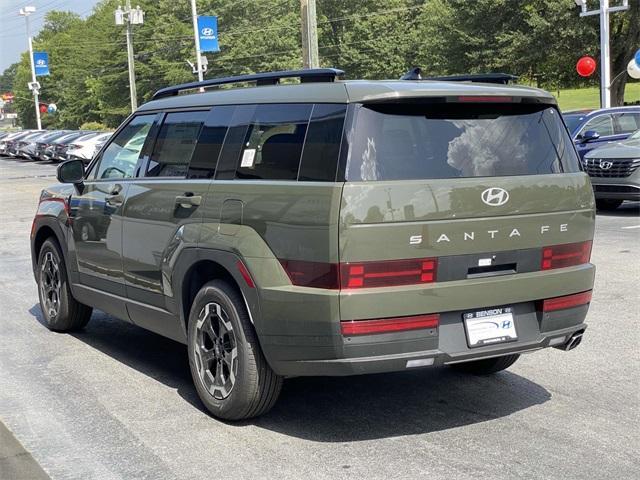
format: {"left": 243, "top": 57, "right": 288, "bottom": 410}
{"left": 346, "top": 103, "right": 580, "bottom": 181}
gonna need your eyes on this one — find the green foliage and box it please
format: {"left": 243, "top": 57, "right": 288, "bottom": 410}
{"left": 79, "top": 121, "right": 110, "bottom": 131}
{"left": 4, "top": 0, "right": 639, "bottom": 128}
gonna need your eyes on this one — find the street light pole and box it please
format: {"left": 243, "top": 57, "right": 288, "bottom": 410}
{"left": 300, "top": 0, "right": 319, "bottom": 69}
{"left": 576, "top": 0, "right": 629, "bottom": 108}
{"left": 20, "top": 6, "right": 41, "bottom": 130}
{"left": 190, "top": 0, "right": 204, "bottom": 84}
{"left": 115, "top": 1, "right": 144, "bottom": 112}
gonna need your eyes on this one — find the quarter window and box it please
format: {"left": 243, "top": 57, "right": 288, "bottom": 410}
{"left": 92, "top": 114, "right": 155, "bottom": 180}
{"left": 613, "top": 112, "right": 640, "bottom": 135}
{"left": 298, "top": 104, "right": 346, "bottom": 182}
{"left": 235, "top": 104, "right": 312, "bottom": 180}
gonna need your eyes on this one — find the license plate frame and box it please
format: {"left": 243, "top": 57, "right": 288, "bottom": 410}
{"left": 463, "top": 307, "right": 517, "bottom": 348}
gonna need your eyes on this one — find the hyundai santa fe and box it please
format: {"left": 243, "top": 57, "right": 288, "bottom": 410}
{"left": 30, "top": 68, "right": 595, "bottom": 420}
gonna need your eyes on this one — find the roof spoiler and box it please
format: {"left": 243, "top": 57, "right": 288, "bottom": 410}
{"left": 400, "top": 67, "right": 518, "bottom": 85}
{"left": 152, "top": 68, "right": 345, "bottom": 100}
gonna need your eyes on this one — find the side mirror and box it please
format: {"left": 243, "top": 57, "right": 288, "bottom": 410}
{"left": 57, "top": 159, "right": 85, "bottom": 184}
{"left": 580, "top": 130, "right": 601, "bottom": 143}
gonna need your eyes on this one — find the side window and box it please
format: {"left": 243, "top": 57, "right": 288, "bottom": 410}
{"left": 298, "top": 104, "right": 347, "bottom": 182}
{"left": 188, "top": 106, "right": 234, "bottom": 179}
{"left": 92, "top": 114, "right": 155, "bottom": 180}
{"left": 613, "top": 112, "right": 640, "bottom": 135}
{"left": 146, "top": 111, "right": 208, "bottom": 177}
{"left": 581, "top": 114, "right": 614, "bottom": 137}
{"left": 236, "top": 104, "right": 313, "bottom": 180}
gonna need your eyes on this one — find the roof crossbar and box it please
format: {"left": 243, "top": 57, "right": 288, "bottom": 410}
{"left": 152, "top": 68, "right": 345, "bottom": 100}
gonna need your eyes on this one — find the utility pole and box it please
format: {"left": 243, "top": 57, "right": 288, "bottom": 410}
{"left": 190, "top": 0, "right": 204, "bottom": 84}
{"left": 115, "top": 1, "right": 144, "bottom": 112}
{"left": 19, "top": 6, "right": 41, "bottom": 130}
{"left": 300, "top": 0, "right": 319, "bottom": 69}
{"left": 575, "top": 0, "right": 629, "bottom": 108}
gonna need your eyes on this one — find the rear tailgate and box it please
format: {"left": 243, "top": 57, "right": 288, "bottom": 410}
{"left": 339, "top": 174, "right": 595, "bottom": 322}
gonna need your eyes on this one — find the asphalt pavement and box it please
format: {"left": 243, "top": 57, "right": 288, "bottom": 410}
{"left": 0, "top": 156, "right": 638, "bottom": 480}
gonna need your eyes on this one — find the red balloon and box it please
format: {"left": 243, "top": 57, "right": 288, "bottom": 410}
{"left": 39, "top": 104, "right": 48, "bottom": 113}
{"left": 576, "top": 56, "right": 597, "bottom": 77}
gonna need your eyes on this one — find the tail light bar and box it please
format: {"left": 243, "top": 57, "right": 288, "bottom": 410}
{"left": 340, "top": 258, "right": 437, "bottom": 289}
{"left": 541, "top": 290, "right": 592, "bottom": 312}
{"left": 280, "top": 257, "right": 437, "bottom": 290}
{"left": 541, "top": 241, "right": 592, "bottom": 270}
{"left": 341, "top": 313, "right": 439, "bottom": 336}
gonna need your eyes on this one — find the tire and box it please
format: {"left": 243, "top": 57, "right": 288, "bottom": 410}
{"left": 449, "top": 354, "right": 520, "bottom": 375}
{"left": 187, "top": 280, "right": 282, "bottom": 420}
{"left": 595, "top": 199, "right": 623, "bottom": 211}
{"left": 37, "top": 238, "right": 92, "bottom": 332}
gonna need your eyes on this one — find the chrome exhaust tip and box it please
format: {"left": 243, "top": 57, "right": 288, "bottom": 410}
{"left": 554, "top": 331, "right": 584, "bottom": 351}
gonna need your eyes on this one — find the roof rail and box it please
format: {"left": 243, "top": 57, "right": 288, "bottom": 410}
{"left": 152, "top": 68, "right": 345, "bottom": 100}
{"left": 400, "top": 68, "right": 518, "bottom": 85}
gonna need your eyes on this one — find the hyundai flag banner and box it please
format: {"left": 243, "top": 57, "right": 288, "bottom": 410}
{"left": 34, "top": 52, "right": 50, "bottom": 76}
{"left": 198, "top": 16, "right": 220, "bottom": 52}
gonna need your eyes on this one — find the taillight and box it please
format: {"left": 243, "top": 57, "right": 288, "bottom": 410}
{"left": 340, "top": 258, "right": 437, "bottom": 289}
{"left": 279, "top": 260, "right": 339, "bottom": 289}
{"left": 541, "top": 241, "right": 592, "bottom": 270}
{"left": 541, "top": 290, "right": 592, "bottom": 312}
{"left": 341, "top": 314, "right": 439, "bottom": 336}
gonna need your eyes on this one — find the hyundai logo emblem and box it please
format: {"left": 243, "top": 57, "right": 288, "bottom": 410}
{"left": 36, "top": 59, "right": 45, "bottom": 65}
{"left": 201, "top": 27, "right": 214, "bottom": 36}
{"left": 481, "top": 187, "right": 509, "bottom": 207}
{"left": 599, "top": 160, "right": 613, "bottom": 170}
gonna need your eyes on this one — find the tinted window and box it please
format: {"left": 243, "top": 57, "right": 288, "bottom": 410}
{"left": 298, "top": 104, "right": 346, "bottom": 181}
{"left": 235, "top": 104, "right": 312, "bottom": 180}
{"left": 188, "top": 106, "right": 234, "bottom": 179}
{"left": 93, "top": 115, "right": 155, "bottom": 180}
{"left": 581, "top": 114, "right": 614, "bottom": 136}
{"left": 562, "top": 114, "right": 586, "bottom": 134}
{"left": 614, "top": 112, "right": 640, "bottom": 134}
{"left": 346, "top": 103, "right": 579, "bottom": 181}
{"left": 146, "top": 111, "right": 207, "bottom": 177}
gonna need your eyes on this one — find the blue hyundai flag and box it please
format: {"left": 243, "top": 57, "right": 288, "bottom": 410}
{"left": 33, "top": 52, "right": 50, "bottom": 76}
{"left": 198, "top": 16, "right": 220, "bottom": 52}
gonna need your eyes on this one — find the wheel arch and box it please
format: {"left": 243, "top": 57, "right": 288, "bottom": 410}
{"left": 173, "top": 248, "right": 262, "bottom": 339}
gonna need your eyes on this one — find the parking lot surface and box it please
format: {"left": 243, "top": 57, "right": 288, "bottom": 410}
{"left": 0, "top": 157, "right": 638, "bottom": 480}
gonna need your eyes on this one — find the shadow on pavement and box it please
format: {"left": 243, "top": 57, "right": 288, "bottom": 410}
{"left": 596, "top": 201, "right": 640, "bottom": 217}
{"left": 30, "top": 304, "right": 550, "bottom": 442}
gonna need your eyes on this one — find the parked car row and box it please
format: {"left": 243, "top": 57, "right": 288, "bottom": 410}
{"left": 0, "top": 129, "right": 112, "bottom": 164}
{"left": 562, "top": 106, "right": 640, "bottom": 210}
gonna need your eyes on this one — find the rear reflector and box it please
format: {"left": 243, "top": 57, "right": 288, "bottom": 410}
{"left": 341, "top": 313, "right": 439, "bottom": 336}
{"left": 542, "top": 290, "right": 592, "bottom": 312}
{"left": 236, "top": 260, "right": 255, "bottom": 288}
{"left": 340, "top": 258, "right": 437, "bottom": 289}
{"left": 541, "top": 241, "right": 592, "bottom": 270}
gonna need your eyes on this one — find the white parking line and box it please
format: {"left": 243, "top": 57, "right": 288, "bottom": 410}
{"left": 621, "top": 225, "right": 640, "bottom": 229}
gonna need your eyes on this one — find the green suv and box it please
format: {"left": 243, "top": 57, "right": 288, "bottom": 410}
{"left": 30, "top": 69, "right": 596, "bottom": 420}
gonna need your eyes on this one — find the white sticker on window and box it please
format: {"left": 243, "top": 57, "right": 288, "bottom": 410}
{"left": 240, "top": 148, "right": 256, "bottom": 168}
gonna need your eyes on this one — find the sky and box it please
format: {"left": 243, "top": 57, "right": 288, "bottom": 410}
{"left": 0, "top": 0, "right": 100, "bottom": 72}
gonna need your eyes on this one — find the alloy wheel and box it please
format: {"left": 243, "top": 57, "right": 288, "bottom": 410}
{"left": 194, "top": 302, "right": 238, "bottom": 399}
{"left": 40, "top": 251, "right": 61, "bottom": 318}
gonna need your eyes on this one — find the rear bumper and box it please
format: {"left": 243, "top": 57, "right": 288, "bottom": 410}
{"left": 265, "top": 301, "right": 589, "bottom": 376}
{"left": 275, "top": 324, "right": 587, "bottom": 377}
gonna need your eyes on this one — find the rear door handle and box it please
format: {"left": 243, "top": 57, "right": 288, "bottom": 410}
{"left": 105, "top": 194, "right": 123, "bottom": 206}
{"left": 175, "top": 194, "right": 202, "bottom": 208}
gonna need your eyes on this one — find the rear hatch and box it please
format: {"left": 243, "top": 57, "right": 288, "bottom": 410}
{"left": 339, "top": 99, "right": 595, "bottom": 323}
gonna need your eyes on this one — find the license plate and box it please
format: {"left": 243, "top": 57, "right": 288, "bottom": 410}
{"left": 463, "top": 307, "right": 517, "bottom": 348}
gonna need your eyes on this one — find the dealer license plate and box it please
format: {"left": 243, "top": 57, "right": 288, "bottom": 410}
{"left": 463, "top": 307, "right": 517, "bottom": 348}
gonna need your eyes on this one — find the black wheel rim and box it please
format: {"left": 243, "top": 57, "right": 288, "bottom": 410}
{"left": 194, "top": 302, "right": 238, "bottom": 400}
{"left": 40, "top": 251, "right": 61, "bottom": 318}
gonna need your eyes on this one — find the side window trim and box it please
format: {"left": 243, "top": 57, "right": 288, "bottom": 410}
{"left": 85, "top": 113, "right": 138, "bottom": 180}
